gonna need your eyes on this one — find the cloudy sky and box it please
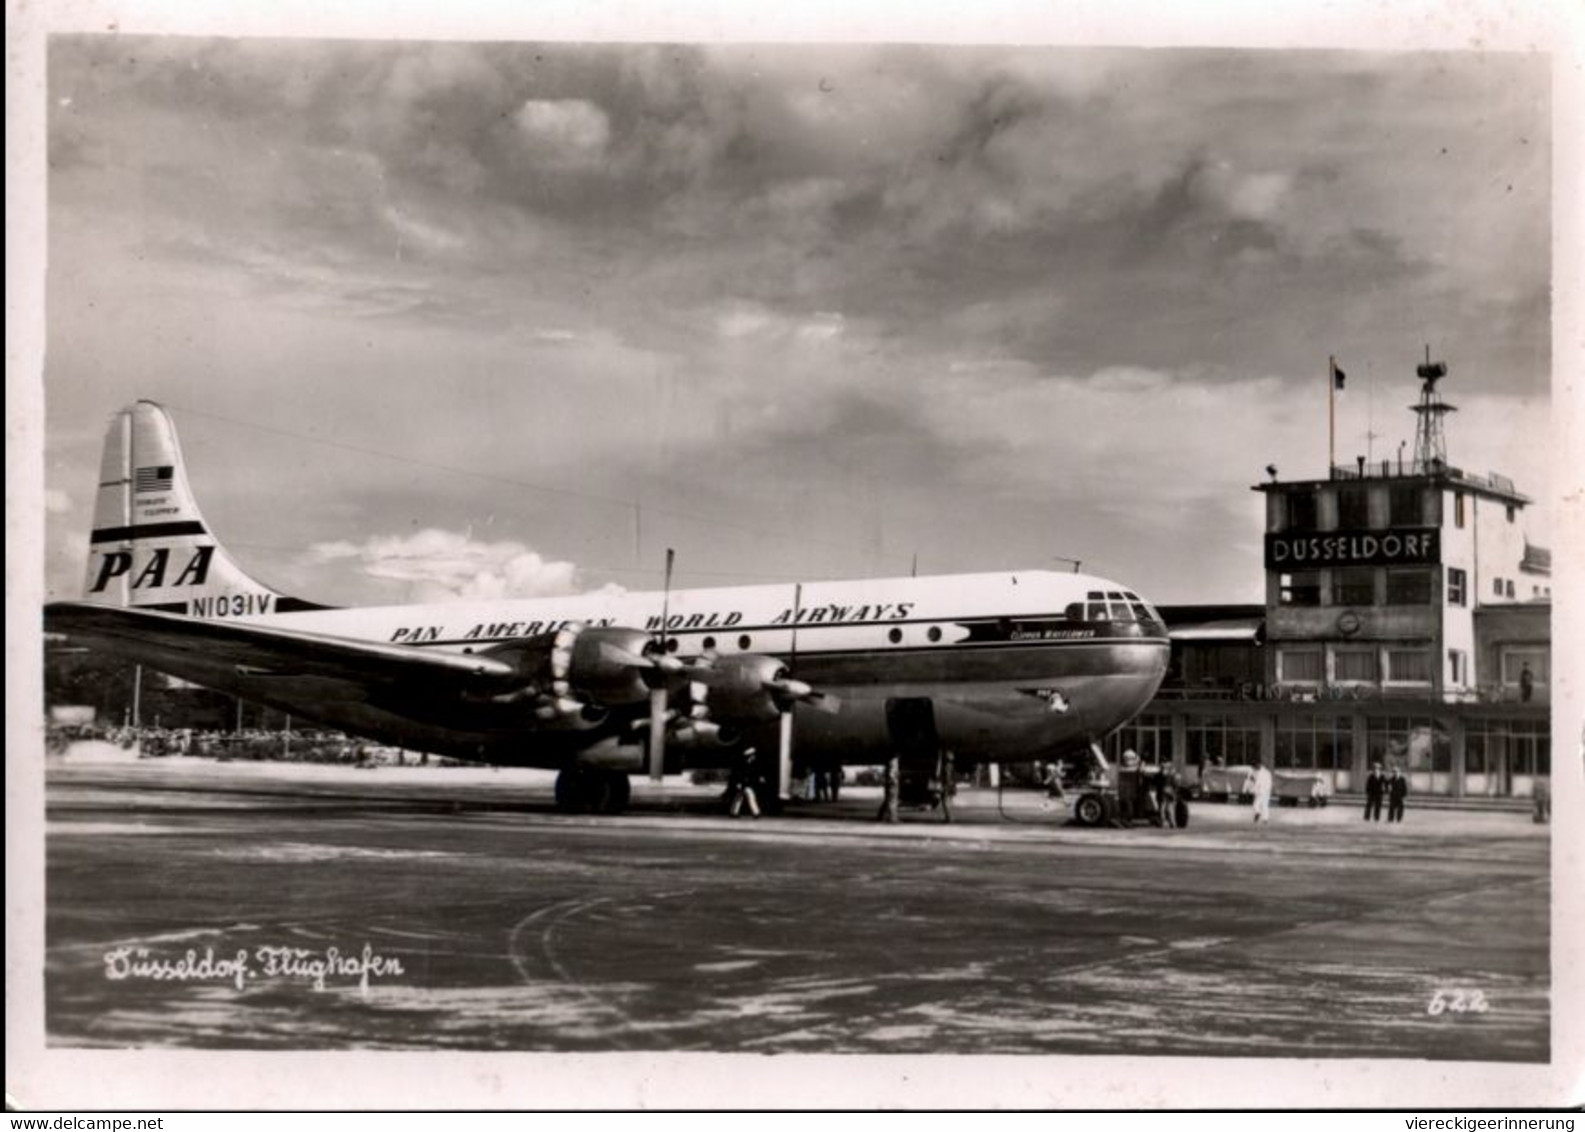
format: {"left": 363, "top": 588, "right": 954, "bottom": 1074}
{"left": 41, "top": 35, "right": 1552, "bottom": 606}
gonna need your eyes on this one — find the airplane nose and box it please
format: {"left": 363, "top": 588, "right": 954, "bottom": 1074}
{"left": 1097, "top": 641, "right": 1170, "bottom": 732}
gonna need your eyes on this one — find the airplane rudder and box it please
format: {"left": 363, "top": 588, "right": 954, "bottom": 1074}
{"left": 81, "top": 401, "right": 287, "bottom": 613}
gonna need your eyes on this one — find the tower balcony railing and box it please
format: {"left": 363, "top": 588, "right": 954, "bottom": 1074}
{"left": 1325, "top": 461, "right": 1520, "bottom": 496}
{"left": 1328, "top": 458, "right": 1456, "bottom": 481}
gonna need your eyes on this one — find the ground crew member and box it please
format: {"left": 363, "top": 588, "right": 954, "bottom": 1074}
{"left": 728, "top": 749, "right": 762, "bottom": 819}
{"left": 1387, "top": 765, "right": 1408, "bottom": 823}
{"left": 1157, "top": 767, "right": 1178, "bottom": 829}
{"left": 1116, "top": 749, "right": 1142, "bottom": 825}
{"left": 1251, "top": 758, "right": 1273, "bottom": 823}
{"left": 877, "top": 756, "right": 900, "bottom": 824}
{"left": 1364, "top": 762, "right": 1385, "bottom": 821}
{"left": 938, "top": 750, "right": 956, "bottom": 824}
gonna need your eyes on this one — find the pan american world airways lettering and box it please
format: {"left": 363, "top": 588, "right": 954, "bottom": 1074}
{"left": 389, "top": 601, "right": 918, "bottom": 644}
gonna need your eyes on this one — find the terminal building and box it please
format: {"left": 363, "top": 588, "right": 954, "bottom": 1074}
{"left": 1106, "top": 353, "right": 1552, "bottom": 800}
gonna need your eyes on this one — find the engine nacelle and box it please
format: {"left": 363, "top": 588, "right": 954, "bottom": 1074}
{"left": 670, "top": 719, "right": 741, "bottom": 749}
{"left": 558, "top": 625, "right": 657, "bottom": 706}
{"left": 479, "top": 623, "right": 657, "bottom": 718}
{"left": 694, "top": 653, "right": 790, "bottom": 726}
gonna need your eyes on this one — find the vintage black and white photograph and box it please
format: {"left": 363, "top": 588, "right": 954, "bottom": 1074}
{"left": 9, "top": 0, "right": 1581, "bottom": 1112}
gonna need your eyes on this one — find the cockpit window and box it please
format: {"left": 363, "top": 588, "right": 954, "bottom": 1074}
{"left": 1080, "top": 590, "right": 1160, "bottom": 624}
{"left": 1125, "top": 592, "right": 1163, "bottom": 626}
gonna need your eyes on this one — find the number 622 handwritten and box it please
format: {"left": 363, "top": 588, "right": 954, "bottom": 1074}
{"left": 1427, "top": 989, "right": 1489, "bottom": 1016}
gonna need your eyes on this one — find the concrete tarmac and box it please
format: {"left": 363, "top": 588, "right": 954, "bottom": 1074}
{"left": 43, "top": 757, "right": 1549, "bottom": 1058}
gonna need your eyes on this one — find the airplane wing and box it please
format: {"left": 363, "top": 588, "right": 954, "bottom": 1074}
{"left": 44, "top": 601, "right": 525, "bottom": 693}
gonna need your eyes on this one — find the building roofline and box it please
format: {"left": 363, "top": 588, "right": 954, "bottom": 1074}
{"left": 1252, "top": 465, "right": 1530, "bottom": 505}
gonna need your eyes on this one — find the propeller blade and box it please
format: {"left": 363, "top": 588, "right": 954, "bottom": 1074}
{"left": 765, "top": 677, "right": 841, "bottom": 714}
{"left": 804, "top": 690, "right": 842, "bottom": 715}
{"left": 647, "top": 686, "right": 667, "bottom": 782}
{"left": 768, "top": 677, "right": 814, "bottom": 700}
{"left": 777, "top": 709, "right": 794, "bottom": 802}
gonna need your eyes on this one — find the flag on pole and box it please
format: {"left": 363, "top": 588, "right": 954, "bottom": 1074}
{"left": 1332, "top": 359, "right": 1347, "bottom": 391}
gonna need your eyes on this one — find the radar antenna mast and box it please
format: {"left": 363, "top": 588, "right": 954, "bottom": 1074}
{"left": 1410, "top": 345, "right": 1456, "bottom": 473}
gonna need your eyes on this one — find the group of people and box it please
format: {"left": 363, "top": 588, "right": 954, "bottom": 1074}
{"left": 1364, "top": 762, "right": 1410, "bottom": 822}
{"left": 722, "top": 752, "right": 854, "bottom": 819}
{"left": 727, "top": 747, "right": 1417, "bottom": 828}
{"left": 1115, "top": 749, "right": 1184, "bottom": 828}
{"left": 800, "top": 763, "right": 845, "bottom": 802}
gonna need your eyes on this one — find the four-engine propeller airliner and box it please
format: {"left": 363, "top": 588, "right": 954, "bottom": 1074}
{"left": 45, "top": 401, "right": 1170, "bottom": 813}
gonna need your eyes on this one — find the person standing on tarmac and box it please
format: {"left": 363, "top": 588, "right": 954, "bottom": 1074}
{"left": 1251, "top": 758, "right": 1274, "bottom": 824}
{"left": 938, "top": 750, "right": 957, "bottom": 824}
{"left": 1156, "top": 766, "right": 1178, "bottom": 829}
{"left": 877, "top": 756, "right": 900, "bottom": 824}
{"left": 728, "top": 749, "right": 762, "bottom": 819}
{"left": 1116, "top": 749, "right": 1142, "bottom": 825}
{"left": 1364, "top": 762, "right": 1386, "bottom": 821}
{"left": 1387, "top": 765, "right": 1409, "bottom": 823}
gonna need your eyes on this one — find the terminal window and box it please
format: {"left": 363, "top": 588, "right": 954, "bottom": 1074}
{"left": 1336, "top": 485, "right": 1370, "bottom": 529}
{"left": 1106, "top": 713, "right": 1174, "bottom": 764}
{"left": 1385, "top": 648, "right": 1433, "bottom": 684}
{"left": 1386, "top": 567, "right": 1433, "bottom": 605}
{"left": 1332, "top": 646, "right": 1378, "bottom": 683}
{"left": 1368, "top": 717, "right": 1451, "bottom": 772}
{"left": 1186, "top": 714, "right": 1262, "bottom": 768}
{"left": 1275, "top": 713, "right": 1351, "bottom": 770}
{"left": 1447, "top": 567, "right": 1467, "bottom": 606}
{"left": 1279, "top": 572, "right": 1321, "bottom": 606}
{"left": 1333, "top": 568, "right": 1374, "bottom": 606}
{"left": 1284, "top": 491, "right": 1318, "bottom": 530}
{"left": 1454, "top": 491, "right": 1467, "bottom": 528}
{"left": 1500, "top": 648, "right": 1548, "bottom": 688}
{"left": 1509, "top": 721, "right": 1549, "bottom": 776}
{"left": 1277, "top": 648, "right": 1323, "bottom": 683}
{"left": 1389, "top": 484, "right": 1423, "bottom": 526}
{"left": 1467, "top": 718, "right": 1551, "bottom": 780}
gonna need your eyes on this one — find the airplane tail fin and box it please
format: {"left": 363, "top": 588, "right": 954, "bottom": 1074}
{"left": 82, "top": 401, "right": 324, "bottom": 617}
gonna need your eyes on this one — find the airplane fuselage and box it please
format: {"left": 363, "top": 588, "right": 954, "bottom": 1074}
{"left": 52, "top": 402, "right": 1170, "bottom": 790}
{"left": 196, "top": 570, "right": 1169, "bottom": 769}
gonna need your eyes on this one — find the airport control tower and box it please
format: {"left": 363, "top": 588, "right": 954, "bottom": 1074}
{"left": 1253, "top": 350, "right": 1549, "bottom": 706}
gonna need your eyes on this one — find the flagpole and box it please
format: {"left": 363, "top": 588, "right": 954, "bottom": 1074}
{"left": 1328, "top": 355, "right": 1336, "bottom": 477}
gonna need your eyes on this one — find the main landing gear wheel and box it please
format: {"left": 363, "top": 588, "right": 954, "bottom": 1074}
{"left": 554, "top": 767, "right": 631, "bottom": 815}
{"left": 1074, "top": 793, "right": 1106, "bottom": 827}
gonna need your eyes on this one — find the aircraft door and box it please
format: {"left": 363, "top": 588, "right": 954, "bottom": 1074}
{"left": 887, "top": 697, "right": 942, "bottom": 808}
{"left": 885, "top": 697, "right": 940, "bottom": 762}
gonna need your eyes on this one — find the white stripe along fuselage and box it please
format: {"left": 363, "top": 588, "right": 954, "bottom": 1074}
{"left": 191, "top": 570, "right": 1170, "bottom": 767}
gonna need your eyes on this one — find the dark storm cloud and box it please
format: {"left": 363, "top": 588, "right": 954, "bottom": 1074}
{"left": 44, "top": 38, "right": 1552, "bottom": 602}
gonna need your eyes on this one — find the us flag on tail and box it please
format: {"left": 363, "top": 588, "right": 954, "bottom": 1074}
{"left": 134, "top": 465, "right": 174, "bottom": 494}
